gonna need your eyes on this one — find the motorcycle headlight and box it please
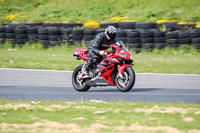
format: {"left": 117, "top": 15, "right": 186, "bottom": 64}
{"left": 119, "top": 53, "right": 128, "bottom": 59}
{"left": 130, "top": 54, "right": 132, "bottom": 59}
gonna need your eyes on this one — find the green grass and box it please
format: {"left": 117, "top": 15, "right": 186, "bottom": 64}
{"left": 0, "top": 43, "right": 200, "bottom": 74}
{"left": 0, "top": 0, "right": 200, "bottom": 24}
{"left": 0, "top": 100, "right": 200, "bottom": 132}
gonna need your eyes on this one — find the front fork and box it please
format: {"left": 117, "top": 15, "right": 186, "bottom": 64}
{"left": 118, "top": 64, "right": 132, "bottom": 79}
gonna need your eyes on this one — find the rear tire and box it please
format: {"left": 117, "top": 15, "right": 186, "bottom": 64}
{"left": 115, "top": 67, "right": 135, "bottom": 92}
{"left": 72, "top": 64, "right": 91, "bottom": 92}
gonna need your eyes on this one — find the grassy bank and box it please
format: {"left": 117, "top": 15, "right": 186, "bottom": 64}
{"left": 0, "top": 43, "right": 200, "bottom": 74}
{"left": 0, "top": 0, "right": 200, "bottom": 23}
{"left": 0, "top": 100, "right": 200, "bottom": 133}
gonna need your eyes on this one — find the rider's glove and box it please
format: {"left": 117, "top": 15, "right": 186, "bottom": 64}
{"left": 99, "top": 51, "right": 107, "bottom": 55}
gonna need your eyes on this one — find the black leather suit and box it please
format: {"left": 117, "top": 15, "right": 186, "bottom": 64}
{"left": 86, "top": 32, "right": 116, "bottom": 67}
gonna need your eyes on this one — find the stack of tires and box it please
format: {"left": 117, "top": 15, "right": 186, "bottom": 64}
{"left": 95, "top": 29, "right": 104, "bottom": 35}
{"left": 27, "top": 27, "right": 38, "bottom": 44}
{"left": 72, "top": 29, "right": 83, "bottom": 45}
{"left": 83, "top": 29, "right": 96, "bottom": 45}
{"left": 48, "top": 28, "right": 62, "bottom": 47}
{"left": 190, "top": 30, "right": 200, "bottom": 49}
{"left": 5, "top": 26, "right": 16, "bottom": 44}
{"left": 136, "top": 23, "right": 157, "bottom": 30}
{"left": 118, "top": 22, "right": 136, "bottom": 30}
{"left": 141, "top": 30, "right": 154, "bottom": 51}
{"left": 154, "top": 31, "right": 166, "bottom": 49}
{"left": 127, "top": 30, "right": 141, "bottom": 51}
{"left": 165, "top": 31, "right": 179, "bottom": 48}
{"left": 157, "top": 23, "right": 177, "bottom": 31}
{"left": 116, "top": 30, "right": 127, "bottom": 43}
{"left": 38, "top": 27, "right": 49, "bottom": 48}
{"left": 15, "top": 26, "right": 28, "bottom": 47}
{"left": 178, "top": 31, "right": 191, "bottom": 46}
{"left": 0, "top": 27, "right": 5, "bottom": 44}
{"left": 61, "top": 28, "right": 72, "bottom": 44}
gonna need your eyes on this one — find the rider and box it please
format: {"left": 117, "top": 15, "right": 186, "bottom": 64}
{"left": 81, "top": 26, "right": 117, "bottom": 78}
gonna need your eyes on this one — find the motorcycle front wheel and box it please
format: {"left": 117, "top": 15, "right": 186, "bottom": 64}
{"left": 115, "top": 66, "right": 135, "bottom": 92}
{"left": 72, "top": 64, "right": 91, "bottom": 92}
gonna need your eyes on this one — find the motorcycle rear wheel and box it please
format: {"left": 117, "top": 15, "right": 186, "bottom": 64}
{"left": 72, "top": 64, "right": 91, "bottom": 92}
{"left": 115, "top": 66, "right": 135, "bottom": 92}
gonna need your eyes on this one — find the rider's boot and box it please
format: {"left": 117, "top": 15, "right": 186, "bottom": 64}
{"left": 80, "top": 64, "right": 90, "bottom": 78}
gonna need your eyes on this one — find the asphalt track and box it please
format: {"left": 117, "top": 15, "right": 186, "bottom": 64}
{"left": 0, "top": 68, "right": 200, "bottom": 103}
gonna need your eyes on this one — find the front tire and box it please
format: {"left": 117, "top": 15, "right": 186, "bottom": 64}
{"left": 115, "top": 67, "right": 135, "bottom": 92}
{"left": 72, "top": 64, "right": 91, "bottom": 92}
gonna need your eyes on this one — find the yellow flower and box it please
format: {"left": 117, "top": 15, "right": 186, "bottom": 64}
{"left": 195, "top": 24, "right": 200, "bottom": 29}
{"left": 63, "top": 21, "right": 68, "bottom": 23}
{"left": 84, "top": 21, "right": 100, "bottom": 29}
{"left": 178, "top": 21, "right": 187, "bottom": 25}
{"left": 6, "top": 14, "right": 27, "bottom": 21}
{"left": 96, "top": 120, "right": 101, "bottom": 123}
{"left": 134, "top": 121, "right": 139, "bottom": 125}
{"left": 111, "top": 17, "right": 128, "bottom": 22}
{"left": 156, "top": 20, "right": 169, "bottom": 24}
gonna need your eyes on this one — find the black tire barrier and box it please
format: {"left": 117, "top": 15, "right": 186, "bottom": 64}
{"left": 83, "top": 41, "right": 92, "bottom": 46}
{"left": 48, "top": 28, "right": 61, "bottom": 35}
{"left": 15, "top": 34, "right": 28, "bottom": 39}
{"left": 127, "top": 37, "right": 141, "bottom": 43}
{"left": 95, "top": 29, "right": 105, "bottom": 35}
{"left": 155, "top": 43, "right": 166, "bottom": 49}
{"left": 0, "top": 27, "right": 5, "bottom": 32}
{"left": 116, "top": 37, "right": 127, "bottom": 43}
{"left": 100, "top": 23, "right": 119, "bottom": 29}
{"left": 142, "top": 43, "right": 154, "bottom": 49}
{"left": 141, "top": 37, "right": 154, "bottom": 43}
{"left": 72, "top": 35, "right": 83, "bottom": 41}
{"left": 154, "top": 31, "right": 165, "bottom": 37}
{"left": 39, "top": 40, "right": 49, "bottom": 46}
{"left": 73, "top": 40, "right": 82, "bottom": 45}
{"left": 27, "top": 27, "right": 38, "bottom": 34}
{"left": 61, "top": 35, "right": 69, "bottom": 40}
{"left": 117, "top": 30, "right": 127, "bottom": 37}
{"left": 6, "top": 33, "right": 15, "bottom": 39}
{"left": 43, "top": 23, "right": 62, "bottom": 27}
{"left": 61, "top": 28, "right": 72, "bottom": 35}
{"left": 5, "top": 26, "right": 15, "bottom": 33}
{"left": 166, "top": 38, "right": 179, "bottom": 44}
{"left": 72, "top": 29, "right": 83, "bottom": 35}
{"left": 136, "top": 23, "right": 157, "bottom": 30}
{"left": 118, "top": 22, "right": 136, "bottom": 29}
{"left": 179, "top": 38, "right": 191, "bottom": 44}
{"left": 49, "top": 35, "right": 62, "bottom": 41}
{"left": 157, "top": 23, "right": 177, "bottom": 31}
{"left": 61, "top": 23, "right": 83, "bottom": 28}
{"left": 140, "top": 31, "right": 154, "bottom": 38}
{"left": 127, "top": 31, "right": 140, "bottom": 38}
{"left": 83, "top": 29, "right": 96, "bottom": 35}
{"left": 39, "top": 35, "right": 49, "bottom": 40}
{"left": 178, "top": 31, "right": 190, "bottom": 38}
{"left": 190, "top": 30, "right": 200, "bottom": 38}
{"left": 15, "top": 26, "right": 27, "bottom": 34}
{"left": 154, "top": 37, "right": 166, "bottom": 43}
{"left": 49, "top": 41, "right": 61, "bottom": 46}
{"left": 83, "top": 35, "right": 95, "bottom": 41}
{"left": 0, "top": 33, "right": 6, "bottom": 38}
{"left": 128, "top": 43, "right": 141, "bottom": 48}
{"left": 38, "top": 27, "right": 49, "bottom": 35}
{"left": 0, "top": 38, "right": 5, "bottom": 43}
{"left": 165, "top": 32, "right": 178, "bottom": 39}
{"left": 191, "top": 43, "right": 200, "bottom": 49}
{"left": 28, "top": 34, "right": 38, "bottom": 40}
{"left": 192, "top": 38, "right": 200, "bottom": 43}
{"left": 16, "top": 39, "right": 27, "bottom": 45}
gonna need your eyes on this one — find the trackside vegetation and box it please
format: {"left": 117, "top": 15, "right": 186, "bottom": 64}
{"left": 0, "top": 0, "right": 200, "bottom": 24}
{"left": 0, "top": 43, "right": 200, "bottom": 74}
{"left": 0, "top": 100, "right": 200, "bottom": 133}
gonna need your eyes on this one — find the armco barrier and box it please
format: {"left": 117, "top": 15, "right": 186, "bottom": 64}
{"left": 0, "top": 23, "right": 200, "bottom": 50}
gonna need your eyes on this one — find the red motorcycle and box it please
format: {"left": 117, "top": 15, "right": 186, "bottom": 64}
{"left": 72, "top": 41, "right": 135, "bottom": 92}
